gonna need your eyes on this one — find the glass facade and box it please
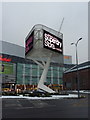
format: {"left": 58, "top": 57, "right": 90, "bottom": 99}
{"left": 17, "top": 62, "right": 63, "bottom": 86}
{"left": 1, "top": 54, "right": 64, "bottom": 91}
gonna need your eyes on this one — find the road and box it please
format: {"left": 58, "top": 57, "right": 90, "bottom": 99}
{"left": 1, "top": 94, "right": 89, "bottom": 119}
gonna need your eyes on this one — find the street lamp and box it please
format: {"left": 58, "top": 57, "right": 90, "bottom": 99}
{"left": 71, "top": 37, "right": 82, "bottom": 98}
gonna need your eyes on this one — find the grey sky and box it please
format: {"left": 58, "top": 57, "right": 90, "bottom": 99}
{"left": 1, "top": 2, "right": 88, "bottom": 64}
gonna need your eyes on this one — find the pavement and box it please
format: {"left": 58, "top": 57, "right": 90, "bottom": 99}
{"left": 1, "top": 94, "right": 89, "bottom": 119}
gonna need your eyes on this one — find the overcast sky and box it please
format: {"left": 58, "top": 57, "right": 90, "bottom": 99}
{"left": 0, "top": 1, "right": 88, "bottom": 64}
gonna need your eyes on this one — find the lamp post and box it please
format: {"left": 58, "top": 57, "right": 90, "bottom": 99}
{"left": 71, "top": 37, "right": 82, "bottom": 98}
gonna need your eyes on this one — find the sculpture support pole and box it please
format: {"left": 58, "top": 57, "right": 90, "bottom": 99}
{"left": 30, "top": 53, "right": 55, "bottom": 93}
{"left": 38, "top": 54, "right": 52, "bottom": 85}
{"left": 38, "top": 53, "right": 55, "bottom": 93}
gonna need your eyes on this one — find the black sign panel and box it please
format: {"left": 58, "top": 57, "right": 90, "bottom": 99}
{"left": 43, "top": 30, "right": 63, "bottom": 53}
{"left": 25, "top": 32, "right": 34, "bottom": 55}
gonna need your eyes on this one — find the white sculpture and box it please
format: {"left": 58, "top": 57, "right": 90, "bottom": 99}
{"left": 25, "top": 24, "right": 63, "bottom": 93}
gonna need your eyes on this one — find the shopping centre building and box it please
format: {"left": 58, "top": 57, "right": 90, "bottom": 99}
{"left": 0, "top": 24, "right": 73, "bottom": 92}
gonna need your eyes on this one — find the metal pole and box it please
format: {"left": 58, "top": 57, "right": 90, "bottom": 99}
{"left": 76, "top": 43, "right": 80, "bottom": 98}
{"left": 71, "top": 37, "right": 82, "bottom": 98}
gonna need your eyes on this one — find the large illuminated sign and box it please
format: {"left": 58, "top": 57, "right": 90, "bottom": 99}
{"left": 43, "top": 30, "right": 63, "bottom": 53}
{"left": 0, "top": 55, "right": 11, "bottom": 62}
{"left": 25, "top": 32, "right": 34, "bottom": 55}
